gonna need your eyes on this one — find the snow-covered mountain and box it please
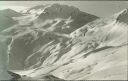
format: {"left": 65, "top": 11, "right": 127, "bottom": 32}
{"left": 35, "top": 4, "right": 98, "bottom": 34}
{"left": 1, "top": 4, "right": 98, "bottom": 70}
{"left": 0, "top": 4, "right": 127, "bottom": 80}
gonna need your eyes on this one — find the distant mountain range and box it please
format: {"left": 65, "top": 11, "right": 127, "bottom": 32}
{"left": 0, "top": 9, "right": 23, "bottom": 31}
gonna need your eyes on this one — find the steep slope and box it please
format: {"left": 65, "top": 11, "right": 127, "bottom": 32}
{"left": 1, "top": 5, "right": 127, "bottom": 80}
{"left": 13, "top": 9, "right": 127, "bottom": 80}
{"left": 1, "top": 4, "right": 98, "bottom": 70}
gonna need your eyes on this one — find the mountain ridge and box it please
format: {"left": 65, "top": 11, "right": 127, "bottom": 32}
{"left": 116, "top": 8, "right": 128, "bottom": 24}
{"left": 0, "top": 4, "right": 127, "bottom": 80}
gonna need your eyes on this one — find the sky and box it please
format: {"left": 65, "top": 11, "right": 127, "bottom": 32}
{"left": 0, "top": 1, "right": 128, "bottom": 17}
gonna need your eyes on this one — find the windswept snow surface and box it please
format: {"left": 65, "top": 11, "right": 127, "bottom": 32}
{"left": 0, "top": 4, "right": 127, "bottom": 80}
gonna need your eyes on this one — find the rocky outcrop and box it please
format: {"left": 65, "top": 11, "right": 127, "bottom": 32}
{"left": 116, "top": 9, "right": 128, "bottom": 24}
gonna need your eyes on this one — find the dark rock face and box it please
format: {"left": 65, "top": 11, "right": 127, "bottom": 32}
{"left": 116, "top": 9, "right": 128, "bottom": 24}
{"left": 9, "top": 30, "right": 69, "bottom": 69}
{"left": 42, "top": 75, "right": 65, "bottom": 80}
{"left": 7, "top": 71, "right": 21, "bottom": 80}
{"left": 36, "top": 4, "right": 98, "bottom": 34}
{"left": 38, "top": 4, "right": 80, "bottom": 20}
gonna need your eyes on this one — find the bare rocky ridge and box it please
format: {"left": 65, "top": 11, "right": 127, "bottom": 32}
{"left": 0, "top": 4, "right": 127, "bottom": 80}
{"left": 116, "top": 9, "right": 128, "bottom": 24}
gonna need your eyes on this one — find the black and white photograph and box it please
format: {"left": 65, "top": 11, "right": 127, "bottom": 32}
{"left": 0, "top": 1, "right": 128, "bottom": 80}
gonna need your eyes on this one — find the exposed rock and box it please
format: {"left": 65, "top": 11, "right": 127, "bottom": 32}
{"left": 0, "top": 4, "right": 127, "bottom": 80}
{"left": 116, "top": 9, "right": 128, "bottom": 24}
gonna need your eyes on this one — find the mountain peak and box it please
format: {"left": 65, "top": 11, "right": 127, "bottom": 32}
{"left": 35, "top": 4, "right": 98, "bottom": 34}
{"left": 37, "top": 3, "right": 98, "bottom": 21}
{"left": 116, "top": 8, "right": 128, "bottom": 24}
{"left": 38, "top": 3, "right": 81, "bottom": 20}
